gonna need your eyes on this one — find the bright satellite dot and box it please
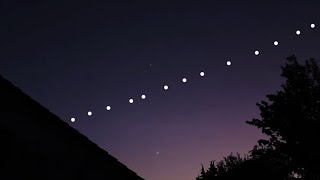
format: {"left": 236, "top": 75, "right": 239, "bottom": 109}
{"left": 255, "top": 50, "right": 259, "bottom": 55}
{"left": 129, "top": 99, "right": 134, "bottom": 104}
{"left": 141, "top": 94, "right": 146, "bottom": 99}
{"left": 164, "top": 85, "right": 169, "bottom": 90}
{"left": 106, "top": 106, "right": 111, "bottom": 110}
{"left": 227, "top": 61, "right": 232, "bottom": 66}
{"left": 200, "top": 72, "right": 205, "bottom": 77}
{"left": 311, "top": 23, "right": 316, "bottom": 28}
{"left": 88, "top": 111, "right": 92, "bottom": 116}
{"left": 296, "top": 30, "right": 301, "bottom": 35}
{"left": 274, "top": 41, "right": 279, "bottom": 46}
{"left": 71, "top": 118, "right": 75, "bottom": 122}
{"left": 182, "top": 78, "right": 187, "bottom": 83}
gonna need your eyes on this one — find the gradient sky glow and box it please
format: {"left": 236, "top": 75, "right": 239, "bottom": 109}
{"left": 1, "top": 1, "right": 320, "bottom": 180}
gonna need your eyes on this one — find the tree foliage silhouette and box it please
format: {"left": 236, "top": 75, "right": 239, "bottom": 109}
{"left": 246, "top": 55, "right": 320, "bottom": 179}
{"left": 196, "top": 55, "right": 320, "bottom": 179}
{"left": 195, "top": 153, "right": 247, "bottom": 180}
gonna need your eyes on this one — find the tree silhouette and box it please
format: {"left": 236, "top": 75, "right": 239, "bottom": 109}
{"left": 246, "top": 55, "right": 320, "bottom": 179}
{"left": 195, "top": 153, "right": 248, "bottom": 180}
{"left": 196, "top": 55, "right": 320, "bottom": 179}
{"left": 205, "top": 161, "right": 218, "bottom": 179}
{"left": 195, "top": 164, "right": 206, "bottom": 180}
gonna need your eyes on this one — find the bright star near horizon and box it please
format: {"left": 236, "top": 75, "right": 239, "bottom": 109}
{"left": 200, "top": 72, "right": 204, "bottom": 77}
{"left": 227, "top": 61, "right": 231, "bottom": 66}
{"left": 274, "top": 41, "right": 279, "bottom": 46}
{"left": 88, "top": 111, "right": 92, "bottom": 116}
{"left": 156, "top": 152, "right": 160, "bottom": 155}
{"left": 164, "top": 85, "right": 169, "bottom": 90}
{"left": 129, "top": 99, "right": 134, "bottom": 104}
{"left": 311, "top": 23, "right": 315, "bottom": 28}
{"left": 71, "top": 118, "right": 75, "bottom": 122}
{"left": 255, "top": 50, "right": 259, "bottom": 55}
{"left": 106, "top": 106, "right": 111, "bottom": 110}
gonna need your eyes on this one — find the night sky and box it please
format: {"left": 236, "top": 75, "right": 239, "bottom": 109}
{"left": 1, "top": 1, "right": 320, "bottom": 180}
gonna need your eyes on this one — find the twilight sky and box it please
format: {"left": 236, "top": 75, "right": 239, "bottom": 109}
{"left": 1, "top": 1, "right": 320, "bottom": 180}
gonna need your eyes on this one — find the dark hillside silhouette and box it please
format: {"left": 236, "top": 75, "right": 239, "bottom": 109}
{"left": 196, "top": 55, "right": 320, "bottom": 180}
{"left": 0, "top": 75, "right": 144, "bottom": 180}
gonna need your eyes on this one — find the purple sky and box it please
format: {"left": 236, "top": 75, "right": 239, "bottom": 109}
{"left": 1, "top": 1, "right": 320, "bottom": 179}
